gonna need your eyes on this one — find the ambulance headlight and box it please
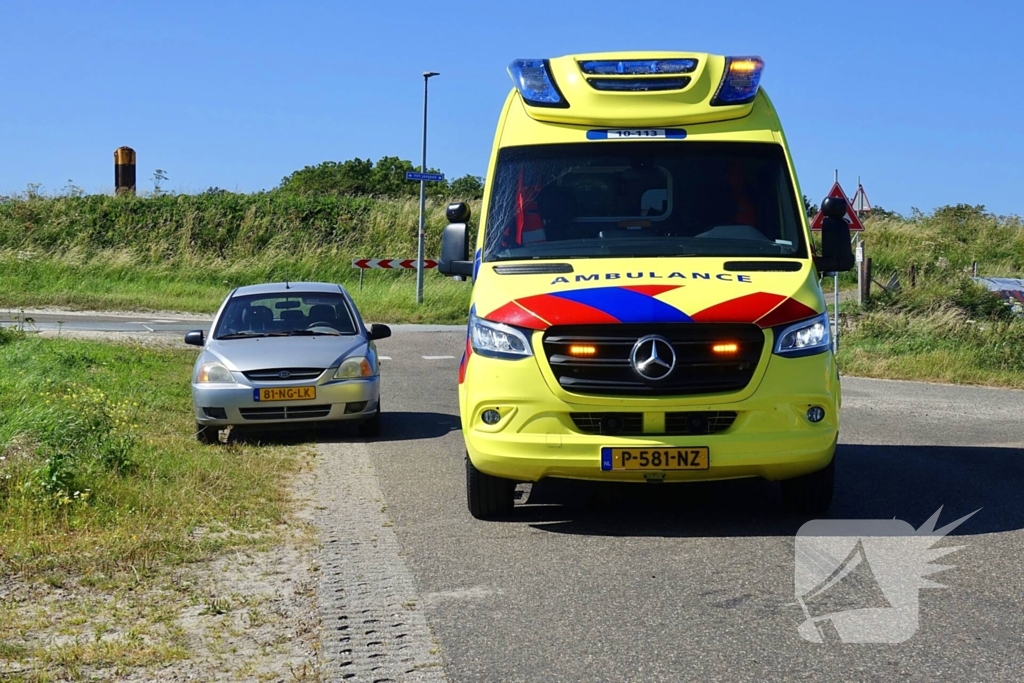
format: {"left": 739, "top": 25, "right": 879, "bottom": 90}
{"left": 773, "top": 313, "right": 831, "bottom": 357}
{"left": 711, "top": 56, "right": 764, "bottom": 106}
{"left": 508, "top": 59, "right": 568, "bottom": 108}
{"left": 469, "top": 313, "right": 533, "bottom": 359}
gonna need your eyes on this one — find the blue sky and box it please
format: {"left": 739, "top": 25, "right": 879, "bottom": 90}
{"left": 2, "top": 0, "right": 1021, "bottom": 216}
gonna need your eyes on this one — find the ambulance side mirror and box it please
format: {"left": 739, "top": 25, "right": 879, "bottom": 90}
{"left": 815, "top": 197, "right": 855, "bottom": 273}
{"left": 439, "top": 203, "right": 474, "bottom": 277}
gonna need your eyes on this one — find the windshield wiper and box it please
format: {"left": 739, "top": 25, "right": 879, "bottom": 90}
{"left": 217, "top": 332, "right": 269, "bottom": 340}
{"left": 283, "top": 329, "right": 340, "bottom": 336}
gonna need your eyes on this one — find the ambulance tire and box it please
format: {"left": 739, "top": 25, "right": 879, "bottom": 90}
{"left": 466, "top": 455, "right": 515, "bottom": 519}
{"left": 780, "top": 457, "right": 834, "bottom": 515}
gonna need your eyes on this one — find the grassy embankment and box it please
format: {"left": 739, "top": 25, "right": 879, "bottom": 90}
{"left": 835, "top": 207, "right": 1024, "bottom": 388}
{"left": 0, "top": 192, "right": 476, "bottom": 323}
{"left": 2, "top": 193, "right": 1023, "bottom": 387}
{"left": 0, "top": 327, "right": 310, "bottom": 677}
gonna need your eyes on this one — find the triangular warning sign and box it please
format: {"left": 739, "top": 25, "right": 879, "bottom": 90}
{"left": 810, "top": 181, "right": 865, "bottom": 232}
{"left": 851, "top": 183, "right": 872, "bottom": 213}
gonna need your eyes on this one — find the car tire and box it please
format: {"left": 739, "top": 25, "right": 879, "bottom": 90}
{"left": 466, "top": 455, "right": 515, "bottom": 520}
{"left": 196, "top": 422, "right": 220, "bottom": 445}
{"left": 781, "top": 457, "right": 834, "bottom": 514}
{"left": 357, "top": 404, "right": 381, "bottom": 438}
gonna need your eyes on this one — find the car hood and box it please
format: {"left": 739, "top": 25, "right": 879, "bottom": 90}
{"left": 473, "top": 257, "right": 825, "bottom": 330}
{"left": 202, "top": 335, "right": 369, "bottom": 372}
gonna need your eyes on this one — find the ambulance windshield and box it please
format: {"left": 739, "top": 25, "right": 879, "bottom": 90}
{"left": 483, "top": 142, "right": 806, "bottom": 262}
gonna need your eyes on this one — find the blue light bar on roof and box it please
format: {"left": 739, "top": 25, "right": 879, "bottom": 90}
{"left": 578, "top": 58, "right": 698, "bottom": 75}
{"left": 508, "top": 59, "right": 568, "bottom": 108}
{"left": 711, "top": 56, "right": 764, "bottom": 106}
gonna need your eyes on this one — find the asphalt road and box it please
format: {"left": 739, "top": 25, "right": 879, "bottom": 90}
{"left": 21, "top": 311, "right": 1024, "bottom": 680}
{"left": 364, "top": 329, "right": 1024, "bottom": 682}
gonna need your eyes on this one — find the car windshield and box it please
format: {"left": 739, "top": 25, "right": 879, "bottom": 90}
{"left": 484, "top": 141, "right": 806, "bottom": 262}
{"left": 213, "top": 292, "right": 358, "bottom": 340}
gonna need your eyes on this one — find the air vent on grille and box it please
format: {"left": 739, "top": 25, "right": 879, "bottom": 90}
{"left": 571, "top": 411, "right": 737, "bottom": 436}
{"left": 585, "top": 77, "right": 692, "bottom": 92}
{"left": 239, "top": 405, "right": 332, "bottom": 420}
{"left": 544, "top": 324, "right": 764, "bottom": 396}
{"left": 242, "top": 368, "right": 324, "bottom": 382}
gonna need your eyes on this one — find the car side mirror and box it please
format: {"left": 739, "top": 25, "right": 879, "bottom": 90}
{"left": 439, "top": 202, "right": 474, "bottom": 277}
{"left": 369, "top": 323, "right": 391, "bottom": 341}
{"left": 184, "top": 330, "right": 205, "bottom": 346}
{"left": 815, "top": 197, "right": 855, "bottom": 273}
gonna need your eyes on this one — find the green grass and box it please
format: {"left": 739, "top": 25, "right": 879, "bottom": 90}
{"left": 0, "top": 248, "right": 472, "bottom": 323}
{"left": 0, "top": 191, "right": 477, "bottom": 323}
{"left": 2, "top": 192, "right": 1023, "bottom": 387}
{"left": 0, "top": 333, "right": 303, "bottom": 577}
{"left": 0, "top": 332, "right": 311, "bottom": 678}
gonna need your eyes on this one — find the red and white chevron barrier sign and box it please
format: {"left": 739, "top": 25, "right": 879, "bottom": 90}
{"left": 352, "top": 258, "right": 439, "bottom": 270}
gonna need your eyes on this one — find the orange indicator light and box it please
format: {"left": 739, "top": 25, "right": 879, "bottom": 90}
{"left": 712, "top": 343, "right": 739, "bottom": 354}
{"left": 569, "top": 345, "right": 597, "bottom": 357}
{"left": 729, "top": 59, "right": 760, "bottom": 73}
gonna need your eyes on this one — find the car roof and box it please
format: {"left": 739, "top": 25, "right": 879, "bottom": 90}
{"left": 231, "top": 282, "right": 345, "bottom": 297}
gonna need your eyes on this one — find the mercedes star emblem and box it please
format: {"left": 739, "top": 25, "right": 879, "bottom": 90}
{"left": 630, "top": 335, "right": 676, "bottom": 381}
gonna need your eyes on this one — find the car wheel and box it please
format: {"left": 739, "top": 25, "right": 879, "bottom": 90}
{"left": 465, "top": 455, "right": 515, "bottom": 520}
{"left": 196, "top": 422, "right": 220, "bottom": 445}
{"left": 357, "top": 404, "right": 381, "bottom": 438}
{"left": 781, "top": 457, "right": 834, "bottom": 514}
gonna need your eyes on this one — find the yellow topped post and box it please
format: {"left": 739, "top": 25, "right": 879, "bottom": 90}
{"left": 114, "top": 146, "right": 136, "bottom": 195}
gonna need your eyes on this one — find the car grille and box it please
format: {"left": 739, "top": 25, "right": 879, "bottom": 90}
{"left": 543, "top": 324, "right": 764, "bottom": 396}
{"left": 570, "top": 411, "right": 737, "bottom": 436}
{"left": 242, "top": 368, "right": 325, "bottom": 382}
{"left": 239, "top": 404, "right": 332, "bottom": 421}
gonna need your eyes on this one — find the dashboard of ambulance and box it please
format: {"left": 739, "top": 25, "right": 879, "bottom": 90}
{"left": 485, "top": 141, "right": 808, "bottom": 262}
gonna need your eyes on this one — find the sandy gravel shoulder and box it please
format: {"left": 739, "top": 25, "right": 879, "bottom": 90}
{"left": 0, "top": 462, "right": 323, "bottom": 681}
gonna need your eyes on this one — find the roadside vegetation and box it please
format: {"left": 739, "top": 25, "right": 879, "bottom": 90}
{"left": 0, "top": 329, "right": 312, "bottom": 678}
{"left": 0, "top": 191, "right": 478, "bottom": 322}
{"left": 833, "top": 204, "right": 1024, "bottom": 388}
{"left": 2, "top": 162, "right": 1023, "bottom": 387}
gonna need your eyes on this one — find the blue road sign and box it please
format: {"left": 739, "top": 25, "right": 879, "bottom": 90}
{"left": 405, "top": 171, "right": 445, "bottom": 182}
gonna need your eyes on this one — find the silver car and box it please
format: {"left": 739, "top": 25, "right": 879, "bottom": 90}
{"left": 184, "top": 282, "right": 390, "bottom": 443}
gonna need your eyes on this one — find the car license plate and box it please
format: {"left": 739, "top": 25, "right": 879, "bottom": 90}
{"left": 253, "top": 386, "right": 316, "bottom": 402}
{"left": 601, "top": 447, "right": 709, "bottom": 471}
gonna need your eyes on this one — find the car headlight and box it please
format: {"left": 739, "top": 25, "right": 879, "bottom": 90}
{"left": 773, "top": 312, "right": 831, "bottom": 357}
{"left": 469, "top": 313, "right": 533, "bottom": 359}
{"left": 334, "top": 356, "right": 375, "bottom": 379}
{"left": 196, "top": 362, "right": 234, "bottom": 383}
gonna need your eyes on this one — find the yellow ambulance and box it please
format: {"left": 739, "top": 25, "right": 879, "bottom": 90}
{"left": 439, "top": 52, "right": 855, "bottom": 519}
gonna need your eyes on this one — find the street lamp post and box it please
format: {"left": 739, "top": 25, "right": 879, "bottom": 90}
{"left": 416, "top": 71, "right": 440, "bottom": 305}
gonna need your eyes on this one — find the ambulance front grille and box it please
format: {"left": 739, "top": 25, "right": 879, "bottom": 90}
{"left": 571, "top": 411, "right": 737, "bottom": 436}
{"left": 543, "top": 323, "right": 764, "bottom": 397}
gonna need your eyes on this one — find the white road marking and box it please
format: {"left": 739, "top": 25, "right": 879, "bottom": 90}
{"left": 379, "top": 356, "right": 392, "bottom": 361}
{"left": 422, "top": 355, "right": 455, "bottom": 360}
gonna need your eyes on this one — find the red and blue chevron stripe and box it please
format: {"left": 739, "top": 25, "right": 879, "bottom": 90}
{"left": 484, "top": 286, "right": 817, "bottom": 330}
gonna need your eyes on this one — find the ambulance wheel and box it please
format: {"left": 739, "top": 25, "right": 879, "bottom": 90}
{"left": 781, "top": 458, "right": 834, "bottom": 514}
{"left": 466, "top": 455, "right": 515, "bottom": 519}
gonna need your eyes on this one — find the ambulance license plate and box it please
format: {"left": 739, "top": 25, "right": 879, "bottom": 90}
{"left": 601, "top": 447, "right": 709, "bottom": 471}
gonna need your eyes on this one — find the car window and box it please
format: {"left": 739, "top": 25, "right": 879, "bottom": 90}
{"left": 214, "top": 292, "right": 358, "bottom": 338}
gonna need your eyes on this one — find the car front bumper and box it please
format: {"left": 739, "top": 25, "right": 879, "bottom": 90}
{"left": 192, "top": 376, "right": 379, "bottom": 427}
